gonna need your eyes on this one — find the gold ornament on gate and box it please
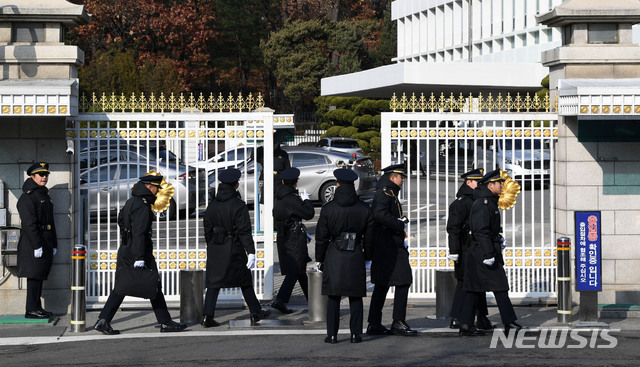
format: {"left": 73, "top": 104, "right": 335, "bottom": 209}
{"left": 144, "top": 170, "right": 175, "bottom": 213}
{"left": 498, "top": 170, "right": 520, "bottom": 210}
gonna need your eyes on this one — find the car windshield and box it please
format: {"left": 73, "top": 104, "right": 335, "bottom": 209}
{"left": 332, "top": 140, "right": 359, "bottom": 149}
{"left": 504, "top": 140, "right": 543, "bottom": 150}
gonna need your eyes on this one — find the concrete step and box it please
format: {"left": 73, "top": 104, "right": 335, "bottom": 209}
{"left": 599, "top": 304, "right": 640, "bottom": 318}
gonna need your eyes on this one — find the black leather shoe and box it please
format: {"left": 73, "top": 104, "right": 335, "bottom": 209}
{"left": 201, "top": 315, "right": 220, "bottom": 328}
{"left": 350, "top": 334, "right": 363, "bottom": 343}
{"left": 459, "top": 324, "right": 485, "bottom": 336}
{"left": 250, "top": 309, "right": 271, "bottom": 325}
{"left": 391, "top": 320, "right": 418, "bottom": 336}
{"left": 366, "top": 323, "right": 392, "bottom": 335}
{"left": 271, "top": 298, "right": 293, "bottom": 314}
{"left": 160, "top": 320, "right": 188, "bottom": 333}
{"left": 25, "top": 310, "right": 50, "bottom": 319}
{"left": 37, "top": 308, "right": 53, "bottom": 317}
{"left": 324, "top": 335, "right": 338, "bottom": 344}
{"left": 504, "top": 321, "right": 523, "bottom": 335}
{"left": 94, "top": 319, "right": 120, "bottom": 335}
{"left": 476, "top": 316, "right": 496, "bottom": 331}
{"left": 449, "top": 318, "right": 461, "bottom": 329}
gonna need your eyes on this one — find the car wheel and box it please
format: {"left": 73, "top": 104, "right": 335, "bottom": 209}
{"left": 159, "top": 198, "right": 177, "bottom": 221}
{"left": 320, "top": 181, "right": 337, "bottom": 204}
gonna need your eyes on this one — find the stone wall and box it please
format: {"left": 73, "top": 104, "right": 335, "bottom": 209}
{"left": 0, "top": 116, "right": 73, "bottom": 314}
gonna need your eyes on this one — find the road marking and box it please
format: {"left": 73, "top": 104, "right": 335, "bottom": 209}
{"left": 411, "top": 204, "right": 435, "bottom": 212}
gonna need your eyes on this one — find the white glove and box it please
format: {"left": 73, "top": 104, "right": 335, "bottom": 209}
{"left": 483, "top": 257, "right": 495, "bottom": 266}
{"left": 315, "top": 261, "right": 323, "bottom": 272}
{"left": 34, "top": 247, "right": 43, "bottom": 258}
{"left": 448, "top": 254, "right": 459, "bottom": 262}
{"left": 53, "top": 248, "right": 57, "bottom": 256}
{"left": 365, "top": 260, "right": 372, "bottom": 270}
{"left": 306, "top": 233, "right": 312, "bottom": 243}
{"left": 300, "top": 188, "right": 310, "bottom": 201}
{"left": 133, "top": 260, "right": 145, "bottom": 268}
{"left": 398, "top": 216, "right": 409, "bottom": 224}
{"left": 246, "top": 253, "right": 256, "bottom": 269}
{"left": 500, "top": 238, "right": 507, "bottom": 250}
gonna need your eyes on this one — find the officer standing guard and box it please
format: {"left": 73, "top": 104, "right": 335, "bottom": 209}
{"left": 272, "top": 167, "right": 315, "bottom": 314}
{"left": 202, "top": 168, "right": 271, "bottom": 327}
{"left": 94, "top": 175, "right": 187, "bottom": 334}
{"left": 367, "top": 164, "right": 417, "bottom": 336}
{"left": 446, "top": 168, "right": 493, "bottom": 330}
{"left": 255, "top": 130, "right": 291, "bottom": 202}
{"left": 315, "top": 169, "right": 375, "bottom": 344}
{"left": 17, "top": 162, "right": 58, "bottom": 319}
{"left": 459, "top": 169, "right": 522, "bottom": 336}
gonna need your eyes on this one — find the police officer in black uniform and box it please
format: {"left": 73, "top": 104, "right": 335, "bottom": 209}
{"left": 366, "top": 164, "right": 417, "bottom": 336}
{"left": 315, "top": 169, "right": 375, "bottom": 344}
{"left": 272, "top": 167, "right": 315, "bottom": 314}
{"left": 459, "top": 169, "right": 522, "bottom": 336}
{"left": 94, "top": 175, "right": 187, "bottom": 334}
{"left": 447, "top": 168, "right": 493, "bottom": 330}
{"left": 201, "top": 168, "right": 271, "bottom": 327}
{"left": 17, "top": 162, "right": 58, "bottom": 319}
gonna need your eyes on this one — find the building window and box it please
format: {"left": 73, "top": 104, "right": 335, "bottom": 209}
{"left": 12, "top": 23, "right": 44, "bottom": 42}
{"left": 588, "top": 23, "right": 618, "bottom": 44}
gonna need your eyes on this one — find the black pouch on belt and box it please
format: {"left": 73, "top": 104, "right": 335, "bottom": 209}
{"left": 338, "top": 232, "right": 357, "bottom": 251}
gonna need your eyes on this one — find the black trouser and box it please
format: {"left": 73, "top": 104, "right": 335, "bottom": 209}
{"left": 98, "top": 286, "right": 171, "bottom": 324}
{"left": 327, "top": 296, "right": 363, "bottom": 337}
{"left": 367, "top": 284, "right": 409, "bottom": 325}
{"left": 450, "top": 280, "right": 488, "bottom": 320}
{"left": 204, "top": 286, "right": 261, "bottom": 317}
{"left": 26, "top": 278, "right": 44, "bottom": 312}
{"left": 460, "top": 291, "right": 516, "bottom": 326}
{"left": 276, "top": 274, "right": 308, "bottom": 302}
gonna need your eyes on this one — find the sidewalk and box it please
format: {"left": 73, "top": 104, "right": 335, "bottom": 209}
{"left": 0, "top": 296, "right": 638, "bottom": 345}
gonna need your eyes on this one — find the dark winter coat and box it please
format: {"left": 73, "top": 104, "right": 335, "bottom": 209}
{"left": 115, "top": 182, "right": 159, "bottom": 280}
{"left": 447, "top": 183, "right": 475, "bottom": 280}
{"left": 256, "top": 145, "right": 291, "bottom": 201}
{"left": 203, "top": 183, "right": 255, "bottom": 288}
{"left": 17, "top": 178, "right": 58, "bottom": 280}
{"left": 315, "top": 184, "right": 374, "bottom": 297}
{"left": 274, "top": 184, "right": 315, "bottom": 275}
{"left": 463, "top": 185, "right": 509, "bottom": 292}
{"left": 369, "top": 175, "right": 413, "bottom": 286}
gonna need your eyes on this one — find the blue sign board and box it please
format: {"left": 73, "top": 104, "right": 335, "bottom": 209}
{"left": 575, "top": 211, "right": 602, "bottom": 291}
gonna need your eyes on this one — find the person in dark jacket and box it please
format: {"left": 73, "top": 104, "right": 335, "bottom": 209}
{"left": 447, "top": 168, "right": 493, "bottom": 330}
{"left": 201, "top": 168, "right": 271, "bottom": 327}
{"left": 315, "top": 169, "right": 375, "bottom": 344}
{"left": 272, "top": 167, "right": 315, "bottom": 314}
{"left": 17, "top": 162, "right": 58, "bottom": 319}
{"left": 459, "top": 169, "right": 522, "bottom": 336}
{"left": 366, "top": 164, "right": 417, "bottom": 336}
{"left": 94, "top": 175, "right": 187, "bottom": 335}
{"left": 254, "top": 131, "right": 291, "bottom": 203}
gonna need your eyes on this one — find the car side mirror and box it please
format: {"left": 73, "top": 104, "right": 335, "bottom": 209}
{"left": 336, "top": 160, "right": 346, "bottom": 167}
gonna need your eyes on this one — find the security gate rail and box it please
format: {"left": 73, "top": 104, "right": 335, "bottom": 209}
{"left": 382, "top": 106, "right": 559, "bottom": 299}
{"left": 67, "top": 94, "right": 291, "bottom": 304}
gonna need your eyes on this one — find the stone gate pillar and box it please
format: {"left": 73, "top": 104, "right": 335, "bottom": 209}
{"left": 538, "top": 0, "right": 640, "bottom": 314}
{"left": 0, "top": 1, "right": 89, "bottom": 314}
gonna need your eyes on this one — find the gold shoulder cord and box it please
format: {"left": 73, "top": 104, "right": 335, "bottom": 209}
{"left": 145, "top": 170, "right": 175, "bottom": 213}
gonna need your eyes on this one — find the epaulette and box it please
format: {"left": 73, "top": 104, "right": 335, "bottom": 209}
{"left": 383, "top": 187, "right": 394, "bottom": 197}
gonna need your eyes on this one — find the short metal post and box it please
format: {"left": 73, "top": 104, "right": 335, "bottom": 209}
{"left": 70, "top": 244, "right": 86, "bottom": 332}
{"left": 435, "top": 269, "right": 456, "bottom": 319}
{"left": 307, "top": 270, "right": 327, "bottom": 322}
{"left": 557, "top": 237, "right": 572, "bottom": 323}
{"left": 180, "top": 270, "right": 204, "bottom": 324}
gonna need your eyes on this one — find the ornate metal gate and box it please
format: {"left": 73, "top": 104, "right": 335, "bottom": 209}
{"left": 382, "top": 93, "right": 559, "bottom": 299}
{"left": 67, "top": 93, "right": 292, "bottom": 304}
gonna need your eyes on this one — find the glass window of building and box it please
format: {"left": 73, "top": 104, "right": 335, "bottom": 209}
{"left": 588, "top": 23, "right": 618, "bottom": 44}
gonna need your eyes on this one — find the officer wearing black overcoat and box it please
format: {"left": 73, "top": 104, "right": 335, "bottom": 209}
{"left": 17, "top": 162, "right": 58, "bottom": 319}
{"left": 201, "top": 168, "right": 271, "bottom": 327}
{"left": 459, "top": 169, "right": 522, "bottom": 336}
{"left": 272, "top": 167, "right": 315, "bottom": 314}
{"left": 255, "top": 132, "right": 291, "bottom": 203}
{"left": 446, "top": 168, "right": 492, "bottom": 330}
{"left": 94, "top": 175, "right": 187, "bottom": 335}
{"left": 367, "top": 164, "right": 417, "bottom": 336}
{"left": 315, "top": 169, "right": 375, "bottom": 344}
